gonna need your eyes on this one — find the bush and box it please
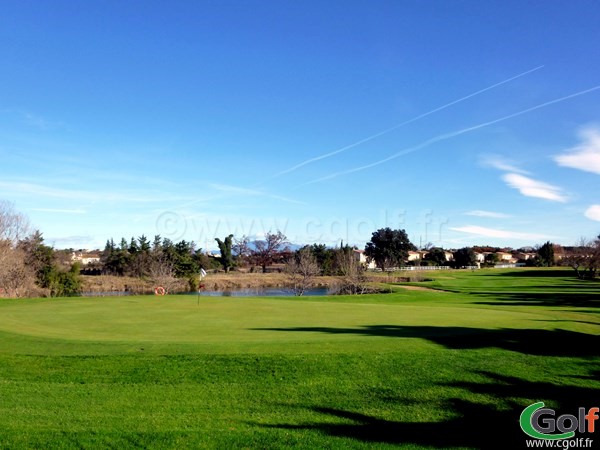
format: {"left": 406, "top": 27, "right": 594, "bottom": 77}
{"left": 40, "top": 263, "right": 82, "bottom": 297}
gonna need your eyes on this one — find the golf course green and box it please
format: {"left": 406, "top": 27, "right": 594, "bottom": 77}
{"left": 0, "top": 269, "right": 598, "bottom": 448}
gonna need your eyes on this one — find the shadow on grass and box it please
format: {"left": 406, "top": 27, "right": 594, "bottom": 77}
{"left": 535, "top": 319, "right": 600, "bottom": 327}
{"left": 472, "top": 291, "right": 600, "bottom": 308}
{"left": 495, "top": 269, "right": 576, "bottom": 278}
{"left": 260, "top": 400, "right": 520, "bottom": 447}
{"left": 257, "top": 369, "right": 599, "bottom": 448}
{"left": 253, "top": 325, "right": 600, "bottom": 357}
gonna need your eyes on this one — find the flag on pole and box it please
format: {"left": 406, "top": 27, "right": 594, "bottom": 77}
{"left": 200, "top": 268, "right": 207, "bottom": 278}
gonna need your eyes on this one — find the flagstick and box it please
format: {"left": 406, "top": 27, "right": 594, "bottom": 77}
{"left": 197, "top": 269, "right": 206, "bottom": 307}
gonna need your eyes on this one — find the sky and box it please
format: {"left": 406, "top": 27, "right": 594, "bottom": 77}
{"left": 1, "top": 0, "right": 600, "bottom": 250}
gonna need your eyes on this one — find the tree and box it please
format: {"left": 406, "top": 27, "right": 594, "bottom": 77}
{"left": 149, "top": 252, "right": 178, "bottom": 294}
{"left": 251, "top": 230, "right": 289, "bottom": 273}
{"left": 453, "top": 247, "right": 477, "bottom": 268}
{"left": 0, "top": 201, "right": 30, "bottom": 243}
{"left": 309, "top": 243, "right": 337, "bottom": 275}
{"left": 101, "top": 237, "right": 129, "bottom": 276}
{"left": 18, "top": 230, "right": 54, "bottom": 278}
{"left": 152, "top": 234, "right": 162, "bottom": 253}
{"left": 423, "top": 247, "right": 447, "bottom": 266}
{"left": 128, "top": 237, "right": 139, "bottom": 255}
{"left": 173, "top": 240, "right": 199, "bottom": 277}
{"left": 0, "top": 242, "right": 35, "bottom": 297}
{"left": 484, "top": 252, "right": 500, "bottom": 266}
{"left": 285, "top": 247, "right": 320, "bottom": 296}
{"left": 17, "top": 230, "right": 81, "bottom": 297}
{"left": 232, "top": 235, "right": 251, "bottom": 267}
{"left": 138, "top": 235, "right": 151, "bottom": 252}
{"left": 45, "top": 262, "right": 82, "bottom": 297}
{"left": 364, "top": 228, "right": 415, "bottom": 272}
{"left": 128, "top": 235, "right": 152, "bottom": 277}
{"left": 0, "top": 213, "right": 41, "bottom": 297}
{"left": 537, "top": 241, "right": 555, "bottom": 267}
{"left": 562, "top": 236, "right": 600, "bottom": 280}
{"left": 215, "top": 234, "right": 235, "bottom": 273}
{"left": 332, "top": 246, "right": 368, "bottom": 294}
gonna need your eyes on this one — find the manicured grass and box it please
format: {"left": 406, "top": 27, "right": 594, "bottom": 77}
{"left": 0, "top": 269, "right": 598, "bottom": 448}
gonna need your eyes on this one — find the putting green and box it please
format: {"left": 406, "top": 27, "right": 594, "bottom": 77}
{"left": 0, "top": 293, "right": 590, "bottom": 355}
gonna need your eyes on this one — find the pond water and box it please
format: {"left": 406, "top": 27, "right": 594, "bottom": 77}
{"left": 81, "top": 291, "right": 134, "bottom": 297}
{"left": 187, "top": 287, "right": 330, "bottom": 297}
{"left": 80, "top": 287, "right": 330, "bottom": 297}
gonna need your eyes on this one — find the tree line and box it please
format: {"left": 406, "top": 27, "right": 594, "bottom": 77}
{"left": 1, "top": 199, "right": 599, "bottom": 298}
{"left": 101, "top": 236, "right": 214, "bottom": 279}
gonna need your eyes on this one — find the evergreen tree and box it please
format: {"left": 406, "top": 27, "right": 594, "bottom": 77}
{"left": 215, "top": 234, "right": 235, "bottom": 273}
{"left": 537, "top": 241, "right": 555, "bottom": 267}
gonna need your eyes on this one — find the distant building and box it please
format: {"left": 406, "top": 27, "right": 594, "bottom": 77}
{"left": 513, "top": 252, "right": 536, "bottom": 261}
{"left": 408, "top": 250, "right": 453, "bottom": 264}
{"left": 407, "top": 251, "right": 423, "bottom": 262}
{"left": 474, "top": 252, "right": 486, "bottom": 263}
{"left": 353, "top": 249, "right": 376, "bottom": 269}
{"left": 71, "top": 251, "right": 101, "bottom": 265}
{"left": 495, "top": 251, "right": 514, "bottom": 262}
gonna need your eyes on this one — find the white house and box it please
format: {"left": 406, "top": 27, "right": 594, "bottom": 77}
{"left": 353, "top": 249, "right": 377, "bottom": 269}
{"left": 495, "top": 252, "right": 513, "bottom": 262}
{"left": 407, "top": 251, "right": 423, "bottom": 262}
{"left": 71, "top": 252, "right": 101, "bottom": 265}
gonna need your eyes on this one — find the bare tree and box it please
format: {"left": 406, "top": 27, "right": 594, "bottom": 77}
{"left": 0, "top": 201, "right": 30, "bottom": 244}
{"left": 233, "top": 235, "right": 251, "bottom": 268}
{"left": 333, "top": 249, "right": 369, "bottom": 295}
{"left": 0, "top": 203, "right": 36, "bottom": 297}
{"left": 563, "top": 236, "right": 600, "bottom": 280}
{"left": 149, "top": 253, "right": 179, "bottom": 294}
{"left": 251, "top": 230, "right": 289, "bottom": 273}
{"left": 285, "top": 247, "right": 320, "bottom": 296}
{"left": 0, "top": 243, "right": 36, "bottom": 297}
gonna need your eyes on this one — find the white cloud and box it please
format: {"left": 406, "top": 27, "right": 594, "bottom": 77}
{"left": 501, "top": 173, "right": 567, "bottom": 202}
{"left": 555, "top": 126, "right": 600, "bottom": 174}
{"left": 480, "top": 155, "right": 530, "bottom": 174}
{"left": 584, "top": 204, "right": 600, "bottom": 222}
{"left": 47, "top": 235, "right": 95, "bottom": 248}
{"left": 465, "top": 210, "right": 511, "bottom": 219}
{"left": 451, "top": 225, "right": 551, "bottom": 240}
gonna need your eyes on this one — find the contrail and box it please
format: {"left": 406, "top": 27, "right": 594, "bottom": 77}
{"left": 304, "top": 84, "right": 600, "bottom": 185}
{"left": 271, "top": 65, "right": 544, "bottom": 179}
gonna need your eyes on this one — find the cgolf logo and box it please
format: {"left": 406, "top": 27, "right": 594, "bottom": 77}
{"left": 520, "top": 402, "right": 599, "bottom": 440}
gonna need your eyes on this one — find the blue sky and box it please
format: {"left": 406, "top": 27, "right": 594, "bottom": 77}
{"left": 2, "top": 0, "right": 599, "bottom": 250}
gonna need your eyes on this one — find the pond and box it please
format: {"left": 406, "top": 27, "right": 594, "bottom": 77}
{"left": 81, "top": 291, "right": 134, "bottom": 297}
{"left": 79, "top": 287, "right": 331, "bottom": 297}
{"left": 187, "top": 287, "right": 330, "bottom": 297}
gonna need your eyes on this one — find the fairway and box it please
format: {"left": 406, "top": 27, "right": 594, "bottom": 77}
{"left": 0, "top": 269, "right": 599, "bottom": 448}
